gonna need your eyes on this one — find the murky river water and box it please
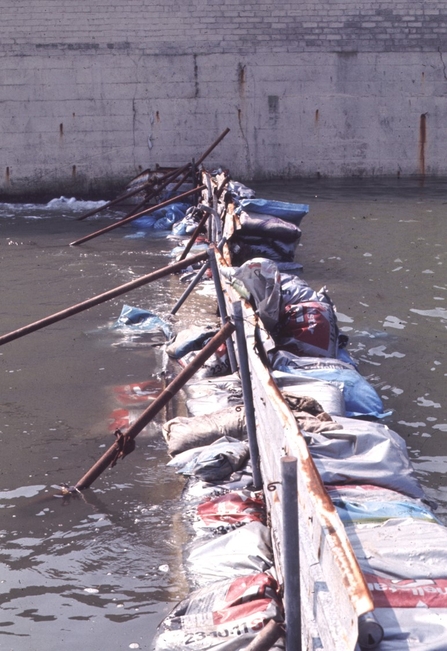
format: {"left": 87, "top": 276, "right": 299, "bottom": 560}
{"left": 0, "top": 178, "right": 447, "bottom": 650}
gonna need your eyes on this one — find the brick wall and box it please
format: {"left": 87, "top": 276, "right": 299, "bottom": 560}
{"left": 2, "top": 1, "right": 447, "bottom": 195}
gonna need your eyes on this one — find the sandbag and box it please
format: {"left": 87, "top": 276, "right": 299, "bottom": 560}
{"left": 239, "top": 198, "right": 309, "bottom": 225}
{"left": 186, "top": 521, "right": 274, "bottom": 588}
{"left": 231, "top": 258, "right": 281, "bottom": 331}
{"left": 132, "top": 201, "right": 190, "bottom": 231}
{"left": 187, "top": 490, "right": 266, "bottom": 537}
{"left": 279, "top": 274, "right": 319, "bottom": 310}
{"left": 273, "top": 372, "right": 346, "bottom": 417}
{"left": 153, "top": 573, "right": 282, "bottom": 651}
{"left": 308, "top": 416, "right": 425, "bottom": 499}
{"left": 231, "top": 237, "right": 297, "bottom": 265}
{"left": 274, "top": 300, "right": 339, "bottom": 358}
{"left": 372, "top": 608, "right": 447, "bottom": 651}
{"left": 167, "top": 437, "right": 250, "bottom": 482}
{"left": 166, "top": 325, "right": 219, "bottom": 359}
{"left": 178, "top": 346, "right": 231, "bottom": 379}
{"left": 345, "top": 518, "right": 447, "bottom": 580}
{"left": 238, "top": 210, "right": 302, "bottom": 243}
{"left": 163, "top": 406, "right": 246, "bottom": 456}
{"left": 181, "top": 462, "right": 255, "bottom": 503}
{"left": 326, "top": 484, "right": 438, "bottom": 525}
{"left": 270, "top": 351, "right": 390, "bottom": 419}
{"left": 184, "top": 374, "right": 243, "bottom": 416}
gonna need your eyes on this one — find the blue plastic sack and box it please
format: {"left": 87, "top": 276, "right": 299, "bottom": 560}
{"left": 132, "top": 202, "right": 190, "bottom": 231}
{"left": 240, "top": 198, "right": 309, "bottom": 225}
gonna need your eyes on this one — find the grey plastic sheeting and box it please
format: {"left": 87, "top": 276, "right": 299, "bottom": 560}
{"left": 306, "top": 416, "right": 425, "bottom": 500}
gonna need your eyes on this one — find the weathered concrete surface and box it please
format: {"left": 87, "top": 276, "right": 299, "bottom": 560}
{"left": 2, "top": 1, "right": 447, "bottom": 197}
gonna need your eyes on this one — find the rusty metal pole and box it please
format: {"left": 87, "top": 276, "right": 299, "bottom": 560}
{"left": 244, "top": 620, "right": 284, "bottom": 651}
{"left": 70, "top": 185, "right": 206, "bottom": 246}
{"left": 0, "top": 251, "right": 208, "bottom": 347}
{"left": 178, "top": 210, "right": 210, "bottom": 261}
{"left": 74, "top": 321, "right": 236, "bottom": 490}
{"left": 76, "top": 164, "right": 190, "bottom": 220}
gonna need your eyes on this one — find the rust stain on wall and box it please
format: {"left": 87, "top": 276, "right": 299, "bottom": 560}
{"left": 419, "top": 113, "right": 427, "bottom": 180}
{"left": 5, "top": 167, "right": 10, "bottom": 184}
{"left": 72, "top": 165, "right": 76, "bottom": 178}
{"left": 315, "top": 108, "right": 319, "bottom": 124}
{"left": 59, "top": 123, "right": 64, "bottom": 137}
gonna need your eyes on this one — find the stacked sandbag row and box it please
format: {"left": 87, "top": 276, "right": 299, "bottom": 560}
{"left": 224, "top": 236, "right": 447, "bottom": 646}
{"left": 154, "top": 365, "right": 284, "bottom": 650}
{"left": 228, "top": 198, "right": 309, "bottom": 270}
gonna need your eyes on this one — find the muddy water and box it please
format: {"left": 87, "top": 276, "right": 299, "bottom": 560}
{"left": 0, "top": 179, "right": 446, "bottom": 649}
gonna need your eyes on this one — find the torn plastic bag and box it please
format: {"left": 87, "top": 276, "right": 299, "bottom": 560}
{"left": 167, "top": 436, "right": 250, "bottom": 482}
{"left": 231, "top": 258, "right": 281, "bottom": 331}
{"left": 112, "top": 304, "right": 171, "bottom": 339}
{"left": 326, "top": 484, "right": 439, "bottom": 525}
{"left": 184, "top": 375, "right": 243, "bottom": 416}
{"left": 345, "top": 518, "right": 447, "bottom": 580}
{"left": 307, "top": 416, "right": 425, "bottom": 499}
{"left": 373, "top": 608, "right": 447, "bottom": 651}
{"left": 153, "top": 573, "right": 282, "bottom": 651}
{"left": 166, "top": 325, "right": 219, "bottom": 359}
{"left": 163, "top": 406, "right": 246, "bottom": 456}
{"left": 274, "top": 300, "right": 339, "bottom": 358}
{"left": 239, "top": 198, "right": 309, "bottom": 226}
{"left": 237, "top": 210, "right": 302, "bottom": 243}
{"left": 273, "top": 372, "right": 346, "bottom": 416}
{"left": 270, "top": 351, "right": 390, "bottom": 419}
{"left": 186, "top": 521, "right": 274, "bottom": 588}
{"left": 185, "top": 490, "right": 266, "bottom": 537}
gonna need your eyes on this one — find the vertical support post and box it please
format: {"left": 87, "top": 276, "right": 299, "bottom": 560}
{"left": 233, "top": 301, "right": 262, "bottom": 490}
{"left": 208, "top": 248, "right": 238, "bottom": 374}
{"left": 281, "top": 455, "right": 302, "bottom": 651}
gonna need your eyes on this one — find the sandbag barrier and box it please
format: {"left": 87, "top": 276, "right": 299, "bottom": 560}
{"left": 103, "top": 167, "right": 447, "bottom": 649}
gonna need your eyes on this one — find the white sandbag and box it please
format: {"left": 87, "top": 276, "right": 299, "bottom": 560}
{"left": 163, "top": 406, "right": 246, "bottom": 456}
{"left": 153, "top": 573, "right": 283, "bottom": 651}
{"left": 273, "top": 371, "right": 346, "bottom": 416}
{"left": 307, "top": 416, "right": 425, "bottom": 500}
{"left": 345, "top": 518, "right": 447, "bottom": 579}
{"left": 184, "top": 374, "right": 243, "bottom": 416}
{"left": 186, "top": 521, "right": 274, "bottom": 588}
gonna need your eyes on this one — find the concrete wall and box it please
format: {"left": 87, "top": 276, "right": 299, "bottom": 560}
{"left": 2, "top": 1, "right": 447, "bottom": 197}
